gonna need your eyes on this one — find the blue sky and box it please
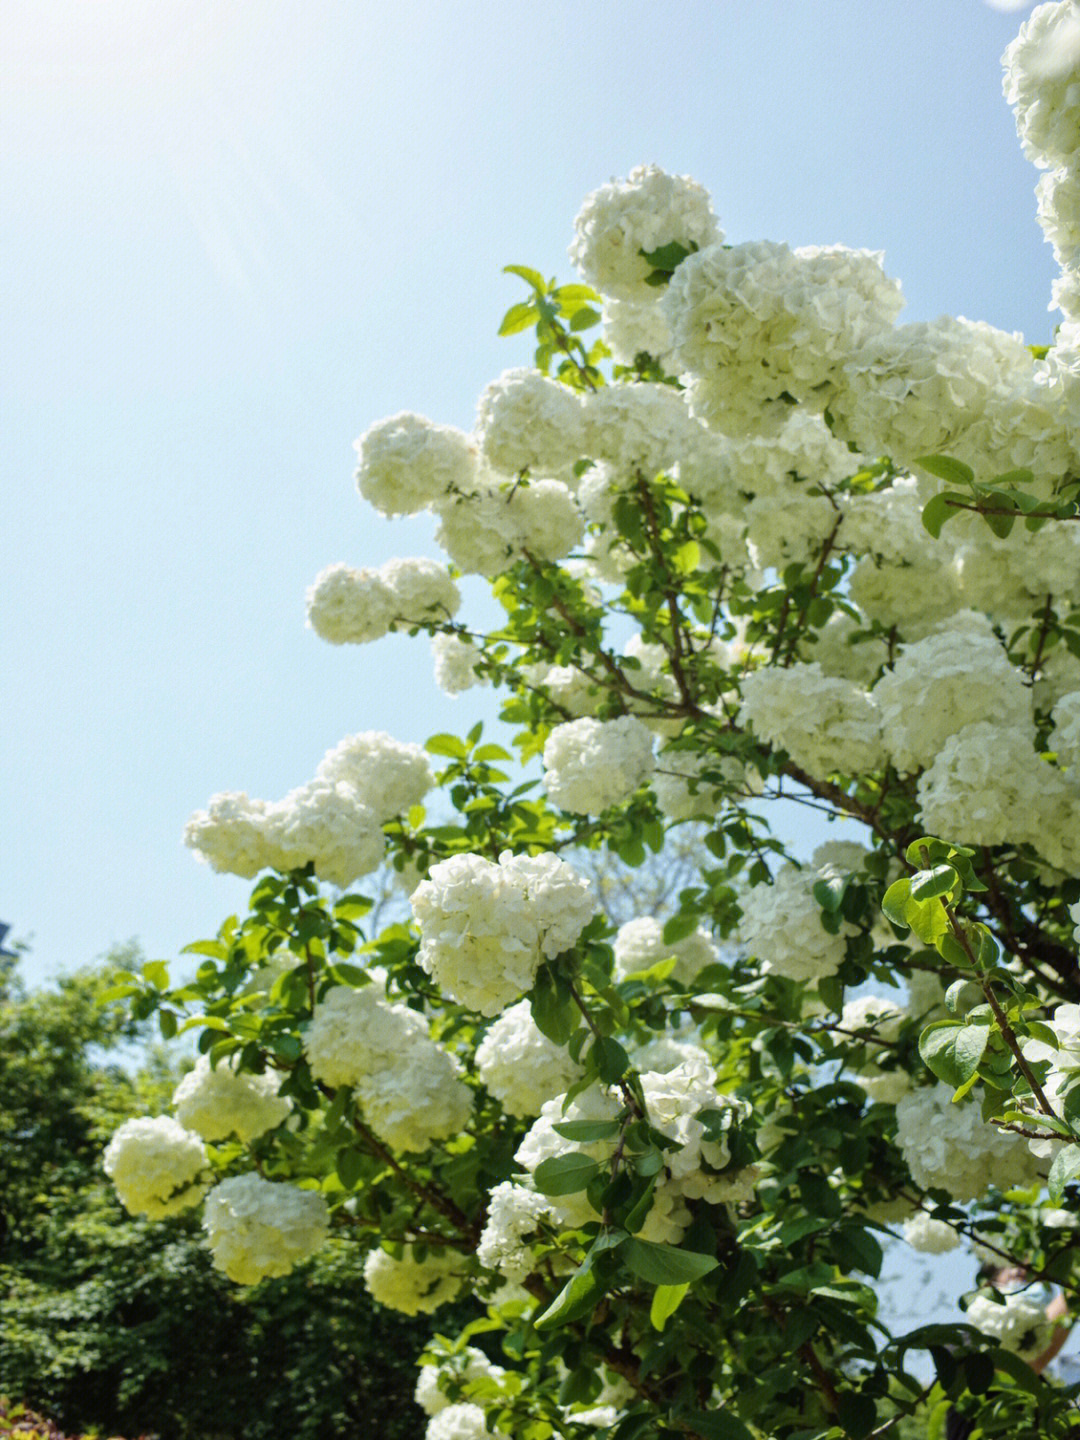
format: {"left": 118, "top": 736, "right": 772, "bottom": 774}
{"left": 2, "top": 0, "right": 1055, "bottom": 988}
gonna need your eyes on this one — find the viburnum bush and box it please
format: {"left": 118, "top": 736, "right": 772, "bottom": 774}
{"left": 105, "top": 6, "right": 1080, "bottom": 1437}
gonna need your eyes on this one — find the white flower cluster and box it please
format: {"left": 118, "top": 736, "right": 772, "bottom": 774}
{"left": 965, "top": 1290, "right": 1056, "bottom": 1358}
{"left": 1003, "top": 0, "right": 1080, "bottom": 168}
{"left": 569, "top": 164, "right": 723, "bottom": 301}
{"left": 1021, "top": 1002, "right": 1080, "bottom": 1157}
{"left": 426, "top": 1404, "right": 489, "bottom": 1440}
{"left": 1051, "top": 690, "right": 1080, "bottom": 776}
{"left": 738, "top": 862, "right": 856, "bottom": 984}
{"left": 832, "top": 316, "right": 1067, "bottom": 488}
{"left": 873, "top": 616, "right": 1032, "bottom": 774}
{"left": 739, "top": 662, "right": 885, "bottom": 777}
{"left": 411, "top": 850, "right": 595, "bottom": 1016}
{"left": 916, "top": 721, "right": 1078, "bottom": 868}
{"left": 474, "top": 999, "right": 583, "bottom": 1117}
{"left": 172, "top": 1055, "right": 292, "bottom": 1143}
{"left": 901, "top": 1211, "right": 960, "bottom": 1254}
{"left": 581, "top": 381, "right": 702, "bottom": 478}
{"left": 305, "top": 985, "right": 472, "bottom": 1152}
{"left": 434, "top": 475, "right": 583, "bottom": 573}
{"left": 415, "top": 1347, "right": 507, "bottom": 1418}
{"left": 601, "top": 296, "right": 675, "bottom": 367}
{"left": 664, "top": 240, "right": 904, "bottom": 437}
{"left": 476, "top": 367, "right": 587, "bottom": 477}
{"left": 354, "top": 411, "right": 477, "bottom": 516}
{"left": 543, "top": 715, "right": 655, "bottom": 814}
{"left": 363, "top": 1244, "right": 464, "bottom": 1315}
{"left": 103, "top": 1115, "right": 209, "bottom": 1219}
{"left": 475, "top": 1180, "right": 553, "bottom": 1283}
{"left": 612, "top": 915, "right": 718, "bottom": 984}
{"left": 431, "top": 633, "right": 487, "bottom": 695}
{"left": 185, "top": 730, "right": 431, "bottom": 887}
{"left": 306, "top": 556, "right": 461, "bottom": 646}
{"left": 836, "top": 995, "right": 909, "bottom": 1105}
{"left": 894, "top": 1083, "right": 1043, "bottom": 1200}
{"left": 314, "top": 730, "right": 433, "bottom": 818}
{"left": 510, "top": 1056, "right": 756, "bottom": 1247}
{"left": 202, "top": 1173, "right": 330, "bottom": 1285}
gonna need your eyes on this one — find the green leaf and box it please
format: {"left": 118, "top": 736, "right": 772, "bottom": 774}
{"left": 568, "top": 306, "right": 601, "bottom": 332}
{"left": 676, "top": 1411, "right": 754, "bottom": 1440}
{"left": 336, "top": 1147, "right": 365, "bottom": 1190}
{"left": 921, "top": 492, "right": 960, "bottom": 539}
{"left": 142, "top": 960, "right": 170, "bottom": 991}
{"left": 623, "top": 1238, "right": 718, "bottom": 1285}
{"left": 918, "top": 1020, "right": 989, "bottom": 1089}
{"left": 552, "top": 1119, "right": 623, "bottom": 1143}
{"left": 425, "top": 732, "right": 469, "bottom": 759}
{"left": 639, "top": 240, "right": 697, "bottom": 272}
{"left": 593, "top": 1035, "right": 631, "bottom": 1084}
{"left": 498, "top": 302, "right": 539, "bottom": 336}
{"left": 180, "top": 940, "right": 227, "bottom": 960}
{"left": 813, "top": 874, "right": 849, "bottom": 913}
{"left": 533, "top": 1152, "right": 602, "bottom": 1197}
{"left": 882, "top": 878, "right": 950, "bottom": 947}
{"left": 503, "top": 264, "right": 547, "bottom": 294}
{"left": 910, "top": 864, "right": 960, "bottom": 902}
{"left": 662, "top": 912, "right": 700, "bottom": 945}
{"left": 530, "top": 968, "right": 576, "bottom": 1046}
{"left": 915, "top": 455, "right": 975, "bottom": 487}
{"left": 1048, "top": 1143, "right": 1080, "bottom": 1203}
{"left": 533, "top": 1263, "right": 604, "bottom": 1330}
{"left": 881, "top": 878, "right": 913, "bottom": 929}
{"left": 649, "top": 1282, "right": 689, "bottom": 1331}
{"left": 982, "top": 508, "right": 1016, "bottom": 539}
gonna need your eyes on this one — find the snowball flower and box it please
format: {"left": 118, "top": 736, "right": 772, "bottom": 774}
{"left": 364, "top": 1245, "right": 464, "bottom": 1315}
{"left": 474, "top": 999, "right": 583, "bottom": 1117}
{"left": 103, "top": 1116, "right": 208, "bottom": 1219}
{"left": 264, "top": 779, "right": 385, "bottom": 888}
{"left": 432, "top": 633, "right": 486, "bottom": 695}
{"left": 315, "top": 731, "right": 433, "bottom": 820}
{"left": 738, "top": 863, "right": 856, "bottom": 984}
{"left": 476, "top": 368, "right": 587, "bottom": 476}
{"left": 476, "top": 1181, "right": 552, "bottom": 1283}
{"left": 354, "top": 411, "right": 477, "bottom": 516}
{"left": 581, "top": 381, "right": 702, "bottom": 477}
{"left": 895, "top": 1084, "right": 1044, "bottom": 1200}
{"left": 739, "top": 662, "right": 885, "bottom": 776}
{"left": 182, "top": 792, "right": 277, "bottom": 880}
{"left": 570, "top": 164, "right": 723, "bottom": 301}
{"left": 203, "top": 1174, "right": 330, "bottom": 1285}
{"left": 873, "top": 616, "right": 1032, "bottom": 774}
{"left": 172, "top": 1055, "right": 291, "bottom": 1143}
{"left": 415, "top": 1348, "right": 507, "bottom": 1418}
{"left": 411, "top": 851, "right": 595, "bottom": 1016}
{"left": 612, "top": 915, "right": 718, "bottom": 984}
{"left": 305, "top": 984, "right": 472, "bottom": 1151}
{"left": 965, "top": 1291, "right": 1056, "bottom": 1358}
{"left": 543, "top": 715, "right": 655, "bottom": 814}
{"left": 902, "top": 1212, "right": 961, "bottom": 1254}
{"left": 426, "top": 1404, "right": 489, "bottom": 1440}
{"left": 305, "top": 563, "right": 396, "bottom": 645}
{"left": 1003, "top": 0, "right": 1080, "bottom": 168}
{"left": 434, "top": 474, "right": 583, "bottom": 573}
{"left": 306, "top": 557, "right": 460, "bottom": 646}
{"left": 664, "top": 240, "right": 903, "bottom": 437}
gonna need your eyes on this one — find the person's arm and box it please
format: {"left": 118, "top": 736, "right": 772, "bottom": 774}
{"left": 1030, "top": 1291, "right": 1071, "bottom": 1374}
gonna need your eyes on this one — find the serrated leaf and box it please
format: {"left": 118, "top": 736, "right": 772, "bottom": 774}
{"left": 623, "top": 1238, "right": 718, "bottom": 1285}
{"left": 649, "top": 1282, "right": 689, "bottom": 1331}
{"left": 533, "top": 1152, "right": 601, "bottom": 1197}
{"left": 915, "top": 455, "right": 975, "bottom": 487}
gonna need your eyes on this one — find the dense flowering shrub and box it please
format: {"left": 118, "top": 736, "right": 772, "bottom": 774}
{"left": 107, "top": 6, "right": 1080, "bottom": 1435}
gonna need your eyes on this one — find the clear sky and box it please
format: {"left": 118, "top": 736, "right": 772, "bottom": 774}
{"left": 2, "top": 0, "right": 1056, "bottom": 988}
